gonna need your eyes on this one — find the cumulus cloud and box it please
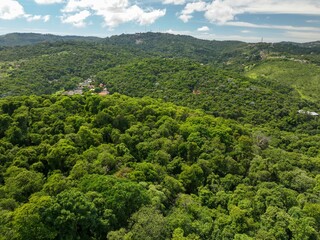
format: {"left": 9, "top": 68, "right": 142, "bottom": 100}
{"left": 0, "top": 0, "right": 25, "bottom": 20}
{"left": 62, "top": 0, "right": 166, "bottom": 28}
{"left": 179, "top": 1, "right": 207, "bottom": 22}
{"left": 61, "top": 10, "right": 91, "bottom": 27}
{"left": 0, "top": 0, "right": 50, "bottom": 22}
{"left": 179, "top": 0, "right": 320, "bottom": 24}
{"left": 205, "top": 0, "right": 235, "bottom": 23}
{"left": 137, "top": 9, "right": 167, "bottom": 26}
{"left": 163, "top": 0, "right": 186, "bottom": 5}
{"left": 34, "top": 0, "right": 64, "bottom": 4}
{"left": 43, "top": 15, "right": 51, "bottom": 22}
{"left": 26, "top": 14, "right": 51, "bottom": 22}
{"left": 197, "top": 26, "right": 209, "bottom": 32}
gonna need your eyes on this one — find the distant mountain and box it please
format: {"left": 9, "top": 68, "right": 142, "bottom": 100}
{"left": 1, "top": 32, "right": 319, "bottom": 62}
{"left": 0, "top": 32, "right": 249, "bottom": 64}
{"left": 105, "top": 32, "right": 320, "bottom": 66}
{"left": 105, "top": 32, "right": 248, "bottom": 64}
{"left": 0, "top": 32, "right": 103, "bottom": 47}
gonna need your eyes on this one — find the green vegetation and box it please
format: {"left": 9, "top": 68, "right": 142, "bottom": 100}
{"left": 0, "top": 33, "right": 102, "bottom": 47}
{"left": 96, "top": 57, "right": 320, "bottom": 134}
{"left": 0, "top": 32, "right": 319, "bottom": 239}
{"left": 0, "top": 41, "right": 145, "bottom": 96}
{"left": 0, "top": 94, "right": 319, "bottom": 239}
{"left": 246, "top": 59, "right": 320, "bottom": 102}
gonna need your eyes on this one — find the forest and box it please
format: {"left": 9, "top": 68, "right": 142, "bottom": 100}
{"left": 0, "top": 32, "right": 319, "bottom": 239}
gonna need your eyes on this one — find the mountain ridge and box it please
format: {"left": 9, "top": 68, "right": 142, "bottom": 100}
{"left": 1, "top": 32, "right": 319, "bottom": 47}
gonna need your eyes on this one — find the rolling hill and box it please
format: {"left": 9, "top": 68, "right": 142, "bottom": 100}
{"left": 0, "top": 32, "right": 320, "bottom": 240}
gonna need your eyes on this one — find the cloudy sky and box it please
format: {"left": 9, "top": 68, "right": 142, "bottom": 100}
{"left": 0, "top": 0, "right": 320, "bottom": 42}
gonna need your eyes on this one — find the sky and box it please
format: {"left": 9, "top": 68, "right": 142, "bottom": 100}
{"left": 0, "top": 0, "right": 320, "bottom": 42}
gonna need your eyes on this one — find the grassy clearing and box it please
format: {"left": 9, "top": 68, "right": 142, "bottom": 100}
{"left": 246, "top": 60, "right": 320, "bottom": 102}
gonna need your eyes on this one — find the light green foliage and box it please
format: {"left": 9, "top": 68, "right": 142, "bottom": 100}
{"left": 43, "top": 172, "right": 71, "bottom": 195}
{"left": 127, "top": 206, "right": 168, "bottom": 240}
{"left": 167, "top": 194, "right": 214, "bottom": 239}
{"left": 46, "top": 139, "right": 78, "bottom": 171}
{"left": 247, "top": 60, "right": 320, "bottom": 102}
{"left": 12, "top": 195, "right": 57, "bottom": 240}
{"left": 0, "top": 33, "right": 319, "bottom": 240}
{"left": 4, "top": 167, "right": 44, "bottom": 202}
{"left": 79, "top": 174, "right": 150, "bottom": 227}
{"left": 179, "top": 164, "right": 204, "bottom": 193}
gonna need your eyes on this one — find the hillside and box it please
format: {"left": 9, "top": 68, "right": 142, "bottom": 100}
{"left": 0, "top": 33, "right": 319, "bottom": 132}
{"left": 96, "top": 58, "right": 320, "bottom": 132}
{"left": 0, "top": 32, "right": 320, "bottom": 239}
{"left": 0, "top": 33, "right": 102, "bottom": 47}
{"left": 246, "top": 59, "right": 320, "bottom": 103}
{"left": 0, "top": 94, "right": 319, "bottom": 239}
{"left": 0, "top": 41, "right": 148, "bottom": 96}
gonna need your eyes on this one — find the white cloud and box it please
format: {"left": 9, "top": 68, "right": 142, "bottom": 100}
{"left": 0, "top": 0, "right": 51, "bottom": 22}
{"left": 61, "top": 10, "right": 91, "bottom": 27}
{"left": 137, "top": 9, "right": 167, "bottom": 25}
{"left": 225, "top": 0, "right": 320, "bottom": 15}
{"left": 223, "top": 21, "right": 320, "bottom": 32}
{"left": 26, "top": 14, "right": 51, "bottom": 22}
{"left": 179, "top": 1, "right": 207, "bottom": 22}
{"left": 43, "top": 15, "right": 51, "bottom": 22}
{"left": 205, "top": 0, "right": 235, "bottom": 23}
{"left": 165, "top": 29, "right": 192, "bottom": 36}
{"left": 164, "top": 29, "right": 262, "bottom": 42}
{"left": 306, "top": 20, "right": 320, "bottom": 23}
{"left": 62, "top": 0, "right": 166, "bottom": 28}
{"left": 0, "top": 0, "right": 25, "bottom": 20}
{"left": 163, "top": 0, "right": 186, "bottom": 5}
{"left": 285, "top": 31, "right": 320, "bottom": 41}
{"left": 34, "top": 0, "right": 64, "bottom": 4}
{"left": 179, "top": 14, "right": 192, "bottom": 23}
{"left": 197, "top": 26, "right": 209, "bottom": 32}
{"left": 179, "top": 0, "right": 320, "bottom": 24}
{"left": 241, "top": 30, "right": 251, "bottom": 33}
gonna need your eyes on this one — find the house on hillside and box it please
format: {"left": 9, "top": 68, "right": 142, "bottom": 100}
{"left": 98, "top": 88, "right": 110, "bottom": 96}
{"left": 298, "top": 110, "right": 319, "bottom": 116}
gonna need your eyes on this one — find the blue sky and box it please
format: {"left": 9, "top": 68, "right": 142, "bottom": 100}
{"left": 0, "top": 0, "right": 320, "bottom": 42}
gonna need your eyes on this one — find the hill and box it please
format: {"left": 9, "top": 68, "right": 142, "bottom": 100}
{"left": 0, "top": 94, "right": 319, "bottom": 239}
{"left": 0, "top": 33, "right": 319, "bottom": 132}
{"left": 0, "top": 33, "right": 102, "bottom": 47}
{"left": 0, "top": 32, "right": 320, "bottom": 239}
{"left": 0, "top": 41, "right": 147, "bottom": 96}
{"left": 246, "top": 59, "right": 320, "bottom": 103}
{"left": 96, "top": 57, "right": 320, "bottom": 133}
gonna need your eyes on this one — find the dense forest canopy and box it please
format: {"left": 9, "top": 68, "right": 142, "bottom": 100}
{"left": 0, "top": 32, "right": 319, "bottom": 239}
{"left": 0, "top": 94, "right": 319, "bottom": 239}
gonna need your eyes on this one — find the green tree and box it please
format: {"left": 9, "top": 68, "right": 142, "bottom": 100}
{"left": 179, "top": 164, "right": 204, "bottom": 193}
{"left": 128, "top": 206, "right": 168, "bottom": 240}
{"left": 4, "top": 167, "right": 44, "bottom": 202}
{"left": 12, "top": 195, "right": 57, "bottom": 240}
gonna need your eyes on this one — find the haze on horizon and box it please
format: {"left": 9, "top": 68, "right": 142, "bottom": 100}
{"left": 0, "top": 0, "right": 320, "bottom": 43}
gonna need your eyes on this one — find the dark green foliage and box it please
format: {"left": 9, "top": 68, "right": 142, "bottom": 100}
{"left": 95, "top": 57, "right": 320, "bottom": 134}
{"left": 0, "top": 33, "right": 102, "bottom": 47}
{"left": 0, "top": 33, "right": 320, "bottom": 239}
{"left": 0, "top": 41, "right": 144, "bottom": 96}
{"left": 0, "top": 94, "right": 318, "bottom": 239}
